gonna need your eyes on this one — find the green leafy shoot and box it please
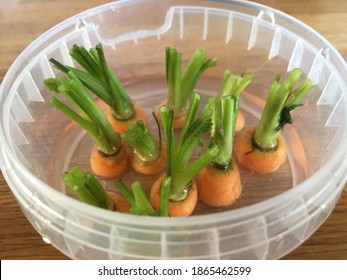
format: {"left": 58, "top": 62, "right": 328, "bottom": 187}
{"left": 166, "top": 47, "right": 217, "bottom": 114}
{"left": 218, "top": 70, "right": 253, "bottom": 128}
{"left": 160, "top": 92, "right": 219, "bottom": 202}
{"left": 45, "top": 71, "right": 121, "bottom": 155}
{"left": 208, "top": 96, "right": 237, "bottom": 169}
{"left": 253, "top": 68, "right": 313, "bottom": 150}
{"left": 49, "top": 43, "right": 134, "bottom": 120}
{"left": 115, "top": 178, "right": 171, "bottom": 217}
{"left": 121, "top": 120, "right": 161, "bottom": 163}
{"left": 62, "top": 166, "right": 114, "bottom": 210}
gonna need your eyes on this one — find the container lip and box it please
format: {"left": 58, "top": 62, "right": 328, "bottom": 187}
{"left": 0, "top": 0, "right": 347, "bottom": 227}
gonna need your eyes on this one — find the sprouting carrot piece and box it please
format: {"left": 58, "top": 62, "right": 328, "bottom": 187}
{"left": 234, "top": 69, "right": 313, "bottom": 174}
{"left": 197, "top": 96, "right": 242, "bottom": 207}
{"left": 121, "top": 119, "right": 165, "bottom": 175}
{"left": 234, "top": 127, "right": 287, "bottom": 174}
{"left": 49, "top": 43, "right": 148, "bottom": 131}
{"left": 150, "top": 93, "right": 217, "bottom": 217}
{"left": 198, "top": 163, "right": 241, "bottom": 207}
{"left": 90, "top": 144, "right": 129, "bottom": 178}
{"left": 158, "top": 47, "right": 217, "bottom": 129}
{"left": 62, "top": 166, "right": 130, "bottom": 212}
{"left": 130, "top": 140, "right": 166, "bottom": 175}
{"left": 106, "top": 102, "right": 148, "bottom": 133}
{"left": 150, "top": 175, "right": 198, "bottom": 217}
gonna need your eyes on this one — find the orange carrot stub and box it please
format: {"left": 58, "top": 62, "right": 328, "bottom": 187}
{"left": 198, "top": 163, "right": 242, "bottom": 207}
{"left": 150, "top": 175, "right": 198, "bottom": 217}
{"left": 154, "top": 99, "right": 189, "bottom": 130}
{"left": 107, "top": 102, "right": 148, "bottom": 133}
{"left": 234, "top": 128, "right": 287, "bottom": 174}
{"left": 106, "top": 191, "right": 131, "bottom": 213}
{"left": 90, "top": 145, "right": 129, "bottom": 178}
{"left": 130, "top": 142, "right": 166, "bottom": 175}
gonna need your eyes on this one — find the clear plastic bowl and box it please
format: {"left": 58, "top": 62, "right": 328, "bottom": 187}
{"left": 0, "top": 0, "right": 346, "bottom": 259}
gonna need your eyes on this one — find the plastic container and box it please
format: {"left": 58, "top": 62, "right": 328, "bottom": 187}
{"left": 0, "top": 0, "right": 346, "bottom": 259}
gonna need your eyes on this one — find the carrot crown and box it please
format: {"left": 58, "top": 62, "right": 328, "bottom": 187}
{"left": 45, "top": 72, "right": 121, "bottom": 155}
{"left": 49, "top": 43, "right": 134, "bottom": 120}
{"left": 121, "top": 120, "right": 161, "bottom": 163}
{"left": 62, "top": 166, "right": 114, "bottom": 210}
{"left": 116, "top": 178, "right": 171, "bottom": 216}
{"left": 253, "top": 68, "right": 313, "bottom": 150}
{"left": 166, "top": 47, "right": 217, "bottom": 115}
{"left": 160, "top": 92, "right": 218, "bottom": 202}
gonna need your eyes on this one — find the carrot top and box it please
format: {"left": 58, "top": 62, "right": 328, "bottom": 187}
{"left": 208, "top": 96, "right": 237, "bottom": 169}
{"left": 62, "top": 166, "right": 114, "bottom": 210}
{"left": 116, "top": 178, "right": 171, "bottom": 216}
{"left": 166, "top": 47, "right": 217, "bottom": 114}
{"left": 45, "top": 72, "right": 121, "bottom": 155}
{"left": 160, "top": 92, "right": 218, "bottom": 201}
{"left": 121, "top": 119, "right": 161, "bottom": 163}
{"left": 49, "top": 43, "right": 134, "bottom": 120}
{"left": 253, "top": 68, "right": 313, "bottom": 150}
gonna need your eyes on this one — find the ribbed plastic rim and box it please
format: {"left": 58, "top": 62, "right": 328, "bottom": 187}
{"left": 0, "top": 0, "right": 346, "bottom": 228}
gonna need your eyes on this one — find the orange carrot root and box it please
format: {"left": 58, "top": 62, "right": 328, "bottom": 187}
{"left": 90, "top": 145, "right": 129, "bottom": 178}
{"left": 150, "top": 175, "right": 198, "bottom": 217}
{"left": 107, "top": 102, "right": 148, "bottom": 133}
{"left": 107, "top": 191, "right": 131, "bottom": 213}
{"left": 234, "top": 128, "right": 287, "bottom": 174}
{"left": 198, "top": 162, "right": 242, "bottom": 207}
{"left": 235, "top": 111, "right": 245, "bottom": 132}
{"left": 130, "top": 142, "right": 166, "bottom": 175}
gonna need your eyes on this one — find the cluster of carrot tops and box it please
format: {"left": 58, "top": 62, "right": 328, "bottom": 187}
{"left": 45, "top": 43, "right": 313, "bottom": 217}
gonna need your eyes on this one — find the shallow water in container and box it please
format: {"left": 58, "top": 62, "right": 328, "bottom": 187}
{"left": 47, "top": 77, "right": 306, "bottom": 216}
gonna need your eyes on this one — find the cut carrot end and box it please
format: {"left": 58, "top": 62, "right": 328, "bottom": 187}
{"left": 234, "top": 128, "right": 287, "bottom": 174}
{"left": 235, "top": 111, "right": 245, "bottom": 132}
{"left": 106, "top": 191, "right": 131, "bottom": 213}
{"left": 130, "top": 142, "right": 166, "bottom": 175}
{"left": 198, "top": 162, "right": 242, "bottom": 207}
{"left": 107, "top": 102, "right": 148, "bottom": 133}
{"left": 150, "top": 175, "right": 198, "bottom": 217}
{"left": 90, "top": 145, "right": 129, "bottom": 178}
{"left": 155, "top": 100, "right": 188, "bottom": 130}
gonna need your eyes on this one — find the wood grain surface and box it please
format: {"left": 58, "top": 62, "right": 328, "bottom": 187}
{"left": 0, "top": 0, "right": 346, "bottom": 260}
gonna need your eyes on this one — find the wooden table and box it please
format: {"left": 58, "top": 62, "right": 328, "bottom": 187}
{"left": 0, "top": 0, "right": 346, "bottom": 260}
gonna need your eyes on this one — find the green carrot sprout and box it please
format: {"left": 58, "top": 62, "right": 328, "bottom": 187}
{"left": 116, "top": 178, "right": 171, "bottom": 216}
{"left": 208, "top": 96, "right": 237, "bottom": 169}
{"left": 253, "top": 68, "right": 313, "bottom": 150}
{"left": 49, "top": 43, "right": 134, "bottom": 120}
{"left": 62, "top": 166, "right": 114, "bottom": 210}
{"left": 45, "top": 71, "right": 121, "bottom": 155}
{"left": 166, "top": 47, "right": 217, "bottom": 115}
{"left": 160, "top": 92, "right": 218, "bottom": 201}
{"left": 121, "top": 120, "right": 161, "bottom": 163}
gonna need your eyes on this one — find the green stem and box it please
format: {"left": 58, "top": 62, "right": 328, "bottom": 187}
{"left": 62, "top": 166, "right": 113, "bottom": 210}
{"left": 121, "top": 120, "right": 161, "bottom": 162}
{"left": 253, "top": 68, "right": 313, "bottom": 150}
{"left": 209, "top": 96, "right": 235, "bottom": 168}
{"left": 166, "top": 47, "right": 217, "bottom": 114}
{"left": 160, "top": 93, "right": 214, "bottom": 202}
{"left": 50, "top": 43, "right": 134, "bottom": 120}
{"left": 45, "top": 72, "right": 121, "bottom": 155}
{"left": 158, "top": 177, "right": 171, "bottom": 217}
